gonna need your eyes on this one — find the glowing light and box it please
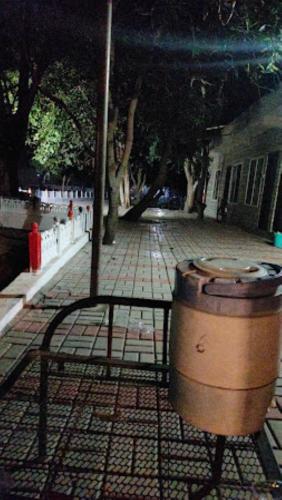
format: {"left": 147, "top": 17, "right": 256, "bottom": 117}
{"left": 116, "top": 27, "right": 281, "bottom": 55}
{"left": 149, "top": 55, "right": 279, "bottom": 72}
{"left": 115, "top": 27, "right": 282, "bottom": 70}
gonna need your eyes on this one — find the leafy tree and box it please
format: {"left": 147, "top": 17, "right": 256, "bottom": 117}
{"left": 120, "top": 0, "right": 281, "bottom": 222}
{"left": 0, "top": 0, "right": 99, "bottom": 196}
{"left": 27, "top": 63, "right": 96, "bottom": 186}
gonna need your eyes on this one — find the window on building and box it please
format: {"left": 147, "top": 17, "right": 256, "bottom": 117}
{"left": 229, "top": 164, "right": 241, "bottom": 203}
{"left": 245, "top": 158, "right": 264, "bottom": 206}
{"left": 212, "top": 170, "right": 221, "bottom": 200}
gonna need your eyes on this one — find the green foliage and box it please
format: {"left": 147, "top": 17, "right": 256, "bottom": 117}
{"left": 113, "top": 0, "right": 281, "bottom": 219}
{"left": 27, "top": 61, "right": 96, "bottom": 181}
{"left": 28, "top": 99, "right": 81, "bottom": 175}
{"left": 28, "top": 101, "right": 61, "bottom": 171}
{"left": 1, "top": 0, "right": 281, "bottom": 195}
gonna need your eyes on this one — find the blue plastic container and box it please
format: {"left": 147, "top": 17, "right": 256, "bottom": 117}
{"left": 274, "top": 232, "right": 282, "bottom": 248}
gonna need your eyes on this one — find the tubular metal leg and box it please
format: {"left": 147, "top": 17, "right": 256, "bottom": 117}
{"left": 57, "top": 361, "right": 65, "bottom": 372}
{"left": 38, "top": 358, "right": 48, "bottom": 458}
{"left": 162, "top": 307, "right": 169, "bottom": 386}
{"left": 190, "top": 435, "right": 226, "bottom": 500}
{"left": 106, "top": 304, "right": 114, "bottom": 378}
{"left": 211, "top": 435, "right": 226, "bottom": 483}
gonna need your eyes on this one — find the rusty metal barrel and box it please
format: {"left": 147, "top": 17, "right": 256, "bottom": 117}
{"left": 169, "top": 257, "right": 282, "bottom": 436}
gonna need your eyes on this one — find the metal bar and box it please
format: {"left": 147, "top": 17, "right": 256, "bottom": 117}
{"left": 212, "top": 435, "right": 226, "bottom": 482}
{"left": 106, "top": 303, "right": 114, "bottom": 377}
{"left": 38, "top": 349, "right": 168, "bottom": 372}
{"left": 48, "top": 372, "right": 165, "bottom": 387}
{"left": 255, "top": 430, "right": 282, "bottom": 482}
{"left": 0, "top": 352, "right": 31, "bottom": 398}
{"left": 38, "top": 358, "right": 48, "bottom": 457}
{"left": 162, "top": 306, "right": 170, "bottom": 385}
{"left": 190, "top": 435, "right": 226, "bottom": 499}
{"left": 90, "top": 0, "right": 112, "bottom": 297}
{"left": 162, "top": 306, "right": 169, "bottom": 365}
{"left": 107, "top": 304, "right": 114, "bottom": 359}
{"left": 1, "top": 347, "right": 281, "bottom": 494}
{"left": 41, "top": 295, "right": 172, "bottom": 351}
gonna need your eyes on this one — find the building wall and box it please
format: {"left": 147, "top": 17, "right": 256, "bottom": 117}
{"left": 206, "top": 85, "right": 282, "bottom": 231}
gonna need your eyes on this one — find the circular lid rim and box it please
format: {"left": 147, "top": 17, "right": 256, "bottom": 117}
{"left": 175, "top": 259, "right": 282, "bottom": 298}
{"left": 192, "top": 257, "right": 268, "bottom": 279}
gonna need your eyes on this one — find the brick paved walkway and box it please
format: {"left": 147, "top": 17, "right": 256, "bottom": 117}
{"left": 0, "top": 215, "right": 282, "bottom": 481}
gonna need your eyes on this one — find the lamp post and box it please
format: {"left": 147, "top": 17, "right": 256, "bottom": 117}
{"left": 90, "top": 0, "right": 112, "bottom": 297}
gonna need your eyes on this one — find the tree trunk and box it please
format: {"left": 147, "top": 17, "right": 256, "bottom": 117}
{"left": 0, "top": 158, "right": 9, "bottom": 195}
{"left": 103, "top": 77, "right": 142, "bottom": 243}
{"left": 119, "top": 171, "right": 130, "bottom": 208}
{"left": 0, "top": 44, "right": 46, "bottom": 197}
{"left": 103, "top": 180, "right": 119, "bottom": 244}
{"left": 183, "top": 160, "right": 198, "bottom": 212}
{"left": 103, "top": 105, "right": 119, "bottom": 245}
{"left": 2, "top": 150, "right": 21, "bottom": 197}
{"left": 61, "top": 175, "right": 66, "bottom": 192}
{"left": 184, "top": 181, "right": 195, "bottom": 212}
{"left": 1, "top": 104, "right": 43, "bottom": 196}
{"left": 122, "top": 141, "right": 171, "bottom": 222}
{"left": 195, "top": 147, "right": 209, "bottom": 220}
{"left": 120, "top": 170, "right": 130, "bottom": 208}
{"left": 132, "top": 170, "right": 146, "bottom": 205}
{"left": 119, "top": 179, "right": 125, "bottom": 207}
{"left": 9, "top": 161, "right": 20, "bottom": 197}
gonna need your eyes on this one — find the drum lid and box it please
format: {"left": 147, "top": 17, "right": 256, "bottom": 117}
{"left": 193, "top": 257, "right": 268, "bottom": 279}
{"left": 175, "top": 258, "right": 282, "bottom": 299}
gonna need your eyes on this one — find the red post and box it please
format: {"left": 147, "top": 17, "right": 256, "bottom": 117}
{"left": 67, "top": 200, "right": 74, "bottom": 220}
{"left": 29, "top": 222, "right": 42, "bottom": 272}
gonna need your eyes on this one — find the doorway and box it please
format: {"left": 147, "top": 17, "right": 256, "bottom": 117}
{"left": 273, "top": 173, "right": 282, "bottom": 232}
{"left": 223, "top": 166, "right": 231, "bottom": 204}
{"left": 259, "top": 152, "right": 279, "bottom": 231}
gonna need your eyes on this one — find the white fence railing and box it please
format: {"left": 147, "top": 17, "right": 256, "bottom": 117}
{"left": 39, "top": 189, "right": 93, "bottom": 203}
{"left": 0, "top": 197, "right": 94, "bottom": 231}
{"left": 0, "top": 197, "right": 27, "bottom": 211}
{"left": 0, "top": 196, "right": 91, "bottom": 212}
{"left": 41, "top": 211, "right": 93, "bottom": 269}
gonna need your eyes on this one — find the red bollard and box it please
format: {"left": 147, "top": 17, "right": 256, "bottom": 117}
{"left": 29, "top": 222, "right": 42, "bottom": 272}
{"left": 68, "top": 200, "right": 74, "bottom": 220}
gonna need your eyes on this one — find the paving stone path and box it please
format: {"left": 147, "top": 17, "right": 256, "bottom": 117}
{"left": 1, "top": 214, "right": 282, "bottom": 472}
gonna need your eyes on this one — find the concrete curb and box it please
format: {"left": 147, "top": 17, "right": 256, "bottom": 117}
{"left": 0, "top": 233, "right": 89, "bottom": 334}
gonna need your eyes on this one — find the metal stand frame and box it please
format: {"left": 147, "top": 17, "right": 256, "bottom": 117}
{"left": 38, "top": 295, "right": 171, "bottom": 457}
{"left": 0, "top": 294, "right": 281, "bottom": 499}
{"left": 190, "top": 435, "right": 226, "bottom": 499}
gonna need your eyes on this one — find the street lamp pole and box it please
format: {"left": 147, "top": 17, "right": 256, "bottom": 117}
{"left": 90, "top": 0, "right": 112, "bottom": 297}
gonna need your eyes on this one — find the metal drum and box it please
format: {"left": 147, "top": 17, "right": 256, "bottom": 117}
{"left": 169, "top": 257, "right": 282, "bottom": 436}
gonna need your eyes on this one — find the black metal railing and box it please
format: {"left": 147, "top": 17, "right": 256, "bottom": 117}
{"left": 0, "top": 294, "right": 281, "bottom": 499}
{"left": 39, "top": 295, "right": 172, "bottom": 457}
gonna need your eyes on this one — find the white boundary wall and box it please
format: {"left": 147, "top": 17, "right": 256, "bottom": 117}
{"left": 0, "top": 195, "right": 93, "bottom": 212}
{"left": 41, "top": 211, "right": 93, "bottom": 268}
{"left": 0, "top": 210, "right": 93, "bottom": 333}
{"left": 39, "top": 189, "right": 93, "bottom": 203}
{"left": 0, "top": 197, "right": 93, "bottom": 231}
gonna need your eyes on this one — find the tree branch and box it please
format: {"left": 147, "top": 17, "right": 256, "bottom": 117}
{"left": 0, "top": 78, "right": 11, "bottom": 115}
{"left": 28, "top": 62, "right": 47, "bottom": 110}
{"left": 0, "top": 75, "right": 14, "bottom": 112}
{"left": 117, "top": 75, "right": 143, "bottom": 181}
{"left": 107, "top": 105, "right": 119, "bottom": 184}
{"left": 17, "top": 47, "right": 30, "bottom": 119}
{"left": 122, "top": 137, "right": 172, "bottom": 221}
{"left": 218, "top": 0, "right": 237, "bottom": 26}
{"left": 39, "top": 87, "right": 95, "bottom": 157}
